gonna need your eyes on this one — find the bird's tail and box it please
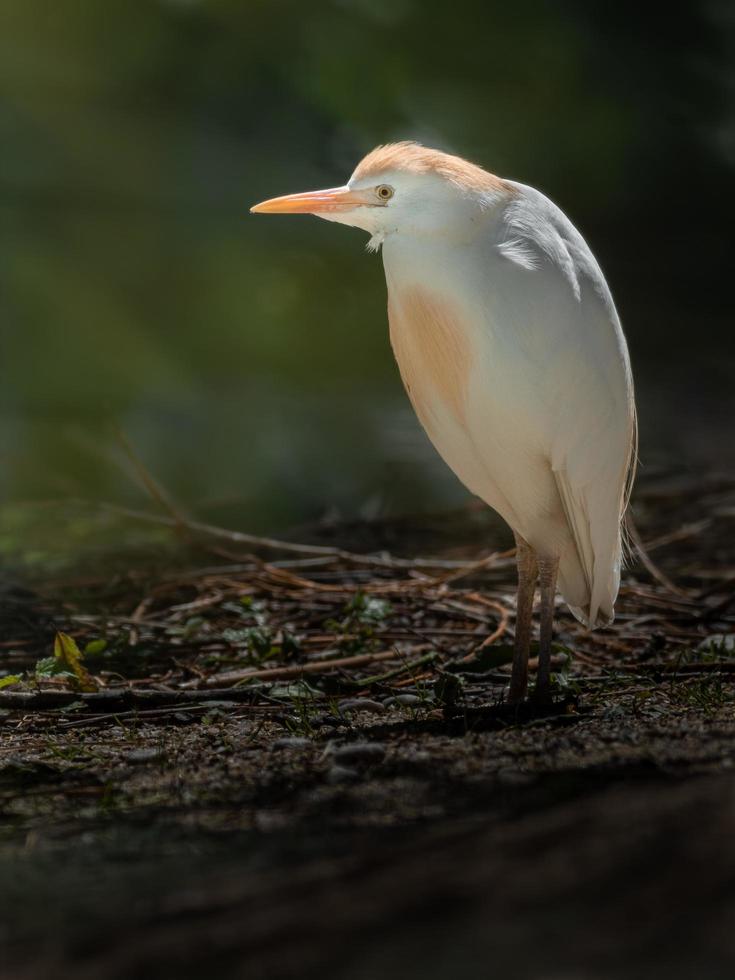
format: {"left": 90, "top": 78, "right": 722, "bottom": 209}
{"left": 560, "top": 553, "right": 619, "bottom": 629}
{"left": 554, "top": 473, "right": 623, "bottom": 629}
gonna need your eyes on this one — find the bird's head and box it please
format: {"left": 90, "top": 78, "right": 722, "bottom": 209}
{"left": 250, "top": 141, "right": 512, "bottom": 248}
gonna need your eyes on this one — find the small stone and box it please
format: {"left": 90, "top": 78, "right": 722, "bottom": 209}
{"left": 125, "top": 747, "right": 164, "bottom": 764}
{"left": 332, "top": 742, "right": 386, "bottom": 766}
{"left": 272, "top": 736, "right": 311, "bottom": 749}
{"left": 326, "top": 765, "right": 359, "bottom": 784}
{"left": 337, "top": 698, "right": 385, "bottom": 715}
{"left": 383, "top": 694, "right": 423, "bottom": 708}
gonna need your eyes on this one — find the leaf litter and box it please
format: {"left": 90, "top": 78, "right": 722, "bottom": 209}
{"left": 0, "top": 467, "right": 734, "bottom": 978}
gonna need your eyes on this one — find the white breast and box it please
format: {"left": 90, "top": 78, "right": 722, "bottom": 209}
{"left": 386, "top": 268, "right": 527, "bottom": 533}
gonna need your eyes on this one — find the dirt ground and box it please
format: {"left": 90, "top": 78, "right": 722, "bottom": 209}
{"left": 1, "top": 468, "right": 734, "bottom": 979}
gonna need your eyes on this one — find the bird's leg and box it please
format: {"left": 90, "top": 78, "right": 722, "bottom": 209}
{"left": 508, "top": 535, "right": 538, "bottom": 703}
{"left": 535, "top": 556, "right": 560, "bottom": 701}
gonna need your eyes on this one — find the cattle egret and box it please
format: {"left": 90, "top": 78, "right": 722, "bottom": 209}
{"left": 251, "top": 142, "right": 637, "bottom": 702}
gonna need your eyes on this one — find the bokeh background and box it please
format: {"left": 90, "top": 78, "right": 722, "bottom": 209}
{"left": 2, "top": 0, "right": 733, "bottom": 539}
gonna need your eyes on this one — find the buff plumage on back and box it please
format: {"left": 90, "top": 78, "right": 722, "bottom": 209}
{"left": 353, "top": 141, "right": 513, "bottom": 194}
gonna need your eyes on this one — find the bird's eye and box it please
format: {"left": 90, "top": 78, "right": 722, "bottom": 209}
{"left": 376, "top": 184, "right": 394, "bottom": 202}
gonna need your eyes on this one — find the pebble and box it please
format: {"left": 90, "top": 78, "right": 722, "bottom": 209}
{"left": 383, "top": 694, "right": 423, "bottom": 708}
{"left": 272, "top": 737, "right": 312, "bottom": 750}
{"left": 332, "top": 742, "right": 386, "bottom": 766}
{"left": 337, "top": 698, "right": 385, "bottom": 715}
{"left": 125, "top": 747, "right": 165, "bottom": 764}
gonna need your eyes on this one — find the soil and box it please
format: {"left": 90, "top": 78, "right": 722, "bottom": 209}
{"left": 1, "top": 468, "right": 734, "bottom": 979}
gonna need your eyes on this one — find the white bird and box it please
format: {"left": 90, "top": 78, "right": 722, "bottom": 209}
{"left": 251, "top": 142, "right": 636, "bottom": 702}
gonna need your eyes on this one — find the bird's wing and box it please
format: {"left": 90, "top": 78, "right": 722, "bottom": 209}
{"left": 472, "top": 185, "right": 637, "bottom": 625}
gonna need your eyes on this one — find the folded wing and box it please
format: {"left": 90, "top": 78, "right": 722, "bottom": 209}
{"left": 470, "top": 184, "right": 637, "bottom": 626}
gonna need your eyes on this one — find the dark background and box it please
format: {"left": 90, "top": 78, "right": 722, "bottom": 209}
{"left": 2, "top": 0, "right": 733, "bottom": 537}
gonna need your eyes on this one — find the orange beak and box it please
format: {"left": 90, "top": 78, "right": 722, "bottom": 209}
{"left": 250, "top": 185, "right": 369, "bottom": 215}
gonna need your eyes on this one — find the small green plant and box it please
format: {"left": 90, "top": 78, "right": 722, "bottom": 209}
{"left": 222, "top": 625, "right": 301, "bottom": 664}
{"left": 324, "top": 591, "right": 392, "bottom": 653}
{"left": 549, "top": 647, "right": 578, "bottom": 695}
{"left": 697, "top": 635, "right": 735, "bottom": 660}
{"left": 343, "top": 592, "right": 391, "bottom": 626}
{"left": 223, "top": 597, "right": 268, "bottom": 625}
{"left": 669, "top": 675, "right": 730, "bottom": 713}
{"left": 35, "top": 633, "right": 97, "bottom": 692}
{"left": 279, "top": 686, "right": 323, "bottom": 736}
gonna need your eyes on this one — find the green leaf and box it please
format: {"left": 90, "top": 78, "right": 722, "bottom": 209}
{"left": 248, "top": 628, "right": 272, "bottom": 654}
{"left": 84, "top": 638, "right": 107, "bottom": 656}
{"left": 279, "top": 629, "right": 301, "bottom": 657}
{"left": 53, "top": 632, "right": 97, "bottom": 692}
{"left": 344, "top": 592, "right": 391, "bottom": 625}
{"left": 35, "top": 656, "right": 63, "bottom": 678}
{"left": 0, "top": 674, "right": 23, "bottom": 690}
{"left": 269, "top": 681, "right": 322, "bottom": 700}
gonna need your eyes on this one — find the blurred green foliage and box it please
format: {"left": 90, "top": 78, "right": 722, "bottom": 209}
{"left": 1, "top": 0, "right": 733, "bottom": 535}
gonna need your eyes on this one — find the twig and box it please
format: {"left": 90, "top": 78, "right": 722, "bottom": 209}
{"left": 115, "top": 428, "right": 189, "bottom": 531}
{"left": 627, "top": 516, "right": 691, "bottom": 597}
{"left": 194, "top": 649, "right": 408, "bottom": 688}
{"left": 345, "top": 651, "right": 437, "bottom": 687}
{"left": 54, "top": 702, "right": 286, "bottom": 730}
{"left": 0, "top": 688, "right": 286, "bottom": 711}
{"left": 460, "top": 593, "right": 510, "bottom": 660}
{"left": 97, "top": 502, "right": 506, "bottom": 572}
{"left": 640, "top": 520, "right": 712, "bottom": 554}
